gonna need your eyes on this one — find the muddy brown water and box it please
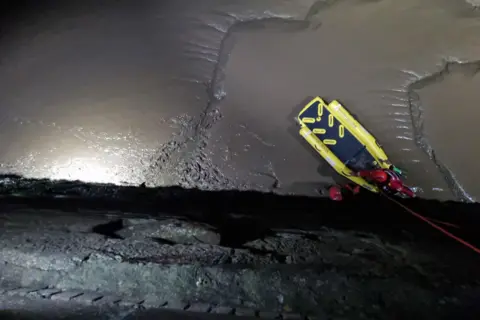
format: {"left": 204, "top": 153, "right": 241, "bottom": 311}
{"left": 209, "top": 0, "right": 480, "bottom": 201}
{"left": 416, "top": 63, "right": 480, "bottom": 202}
{"left": 0, "top": 0, "right": 479, "bottom": 201}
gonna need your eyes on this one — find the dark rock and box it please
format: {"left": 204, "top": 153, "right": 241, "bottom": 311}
{"left": 211, "top": 306, "right": 234, "bottom": 314}
{"left": 119, "top": 298, "right": 145, "bottom": 308}
{"left": 50, "top": 290, "right": 84, "bottom": 301}
{"left": 5, "top": 287, "right": 45, "bottom": 297}
{"left": 186, "top": 303, "right": 212, "bottom": 313}
{"left": 235, "top": 307, "right": 256, "bottom": 317}
{"left": 163, "top": 300, "right": 189, "bottom": 310}
{"left": 37, "top": 288, "right": 62, "bottom": 298}
{"left": 94, "top": 295, "right": 122, "bottom": 305}
{"left": 258, "top": 311, "right": 281, "bottom": 318}
{"left": 282, "top": 312, "right": 302, "bottom": 319}
{"left": 73, "top": 291, "right": 104, "bottom": 304}
{"left": 118, "top": 219, "right": 221, "bottom": 245}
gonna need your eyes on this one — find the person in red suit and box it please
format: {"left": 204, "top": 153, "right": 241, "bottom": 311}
{"left": 328, "top": 168, "right": 415, "bottom": 201}
{"left": 328, "top": 183, "right": 360, "bottom": 201}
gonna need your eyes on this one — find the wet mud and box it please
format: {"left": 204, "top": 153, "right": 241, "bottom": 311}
{"left": 412, "top": 61, "right": 480, "bottom": 202}
{"left": 0, "top": 0, "right": 480, "bottom": 201}
{"left": 0, "top": 0, "right": 315, "bottom": 189}
{"left": 208, "top": 0, "right": 480, "bottom": 200}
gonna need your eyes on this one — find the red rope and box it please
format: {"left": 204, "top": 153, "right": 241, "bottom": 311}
{"left": 423, "top": 217, "right": 460, "bottom": 229}
{"left": 381, "top": 193, "right": 480, "bottom": 255}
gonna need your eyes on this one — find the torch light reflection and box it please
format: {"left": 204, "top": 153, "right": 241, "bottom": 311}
{"left": 49, "top": 157, "right": 122, "bottom": 184}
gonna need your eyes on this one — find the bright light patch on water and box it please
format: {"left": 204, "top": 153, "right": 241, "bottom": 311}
{"left": 50, "top": 157, "right": 119, "bottom": 184}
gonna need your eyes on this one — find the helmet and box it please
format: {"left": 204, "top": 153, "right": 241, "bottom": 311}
{"left": 370, "top": 170, "right": 388, "bottom": 183}
{"left": 329, "top": 186, "right": 343, "bottom": 201}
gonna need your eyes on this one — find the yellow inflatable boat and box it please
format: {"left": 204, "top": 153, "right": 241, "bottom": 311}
{"left": 297, "top": 97, "right": 394, "bottom": 193}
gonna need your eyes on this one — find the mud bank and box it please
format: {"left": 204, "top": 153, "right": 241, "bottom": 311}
{"left": 1, "top": 176, "right": 480, "bottom": 244}
{"left": 413, "top": 62, "right": 480, "bottom": 202}
{"left": 1, "top": 201, "right": 480, "bottom": 320}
